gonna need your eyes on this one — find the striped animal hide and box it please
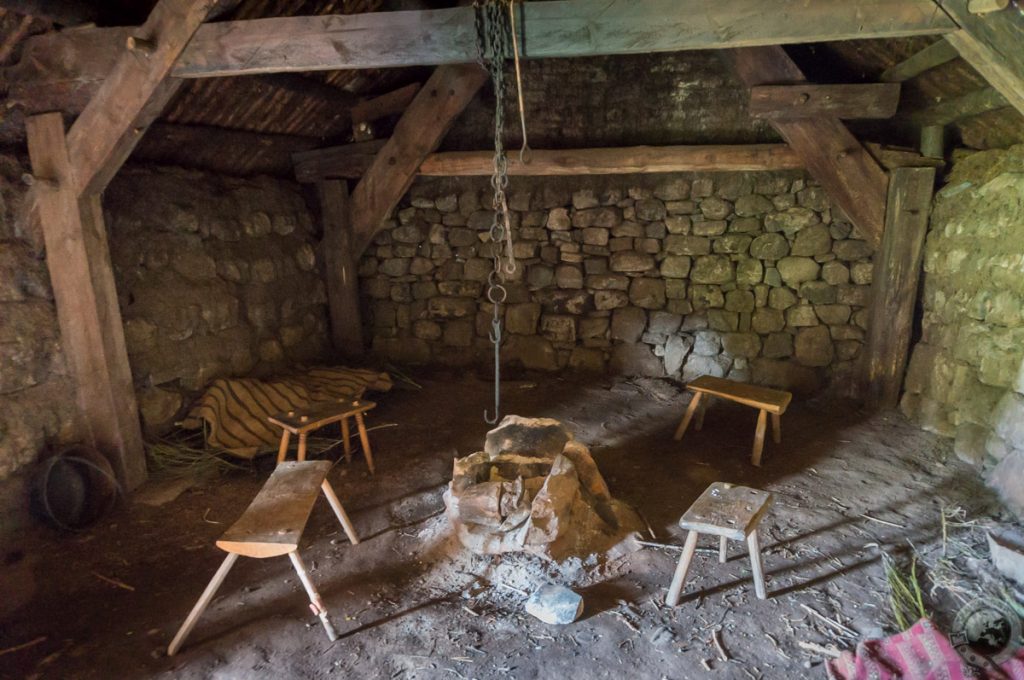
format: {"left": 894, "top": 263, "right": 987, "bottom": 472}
{"left": 182, "top": 367, "right": 392, "bottom": 458}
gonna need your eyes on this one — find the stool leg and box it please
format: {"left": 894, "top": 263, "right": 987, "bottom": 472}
{"left": 355, "top": 413, "right": 375, "bottom": 474}
{"left": 719, "top": 536, "right": 728, "bottom": 564}
{"left": 695, "top": 397, "right": 708, "bottom": 431}
{"left": 276, "top": 431, "right": 291, "bottom": 464}
{"left": 746, "top": 530, "right": 767, "bottom": 600}
{"left": 673, "top": 393, "right": 703, "bottom": 442}
{"left": 321, "top": 480, "right": 359, "bottom": 545}
{"left": 771, "top": 413, "right": 782, "bottom": 445}
{"left": 341, "top": 417, "right": 352, "bottom": 464}
{"left": 666, "top": 530, "right": 699, "bottom": 606}
{"left": 297, "top": 433, "right": 308, "bottom": 462}
{"left": 288, "top": 551, "right": 338, "bottom": 642}
{"left": 167, "top": 552, "right": 240, "bottom": 656}
{"left": 752, "top": 409, "right": 767, "bottom": 466}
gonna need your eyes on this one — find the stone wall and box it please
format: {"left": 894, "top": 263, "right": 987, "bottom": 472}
{"left": 0, "top": 154, "right": 78, "bottom": 492}
{"left": 361, "top": 172, "right": 876, "bottom": 394}
{"left": 104, "top": 166, "right": 330, "bottom": 434}
{"left": 902, "top": 144, "right": 1024, "bottom": 514}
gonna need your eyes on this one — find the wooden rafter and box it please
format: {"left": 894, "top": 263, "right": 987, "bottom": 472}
{"left": 295, "top": 144, "right": 804, "bottom": 183}
{"left": 748, "top": 83, "right": 901, "bottom": 120}
{"left": 938, "top": 0, "right": 1024, "bottom": 117}
{"left": 7, "top": 0, "right": 956, "bottom": 98}
{"left": 909, "top": 86, "right": 1009, "bottom": 125}
{"left": 879, "top": 38, "right": 960, "bottom": 82}
{"left": 727, "top": 46, "right": 889, "bottom": 248}
{"left": 350, "top": 64, "right": 488, "bottom": 256}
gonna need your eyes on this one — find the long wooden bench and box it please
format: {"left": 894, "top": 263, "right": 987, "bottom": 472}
{"left": 673, "top": 375, "right": 792, "bottom": 466}
{"left": 167, "top": 461, "right": 359, "bottom": 656}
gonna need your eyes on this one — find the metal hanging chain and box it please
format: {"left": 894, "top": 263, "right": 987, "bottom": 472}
{"left": 474, "top": 0, "right": 529, "bottom": 424}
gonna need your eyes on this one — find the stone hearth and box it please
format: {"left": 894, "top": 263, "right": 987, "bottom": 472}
{"left": 444, "top": 415, "right": 640, "bottom": 560}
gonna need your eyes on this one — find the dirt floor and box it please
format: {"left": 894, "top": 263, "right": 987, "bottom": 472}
{"left": 0, "top": 371, "right": 1016, "bottom": 679}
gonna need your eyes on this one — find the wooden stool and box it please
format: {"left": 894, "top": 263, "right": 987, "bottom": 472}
{"left": 665, "top": 482, "right": 773, "bottom": 606}
{"left": 167, "top": 461, "right": 359, "bottom": 656}
{"left": 673, "top": 375, "right": 792, "bottom": 466}
{"left": 270, "top": 399, "right": 377, "bottom": 473}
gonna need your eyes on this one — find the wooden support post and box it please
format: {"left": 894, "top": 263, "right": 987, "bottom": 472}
{"left": 318, "top": 179, "right": 364, "bottom": 357}
{"left": 863, "top": 167, "right": 936, "bottom": 408}
{"left": 25, "top": 113, "right": 147, "bottom": 490}
{"left": 350, "top": 64, "right": 487, "bottom": 257}
{"left": 728, "top": 47, "right": 889, "bottom": 248}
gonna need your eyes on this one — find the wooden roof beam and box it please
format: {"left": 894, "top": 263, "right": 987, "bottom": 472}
{"left": 749, "top": 83, "right": 901, "bottom": 120}
{"left": 6, "top": 0, "right": 956, "bottom": 94}
{"left": 879, "top": 39, "right": 960, "bottom": 82}
{"left": 350, "top": 63, "right": 488, "bottom": 257}
{"left": 909, "top": 86, "right": 1009, "bottom": 125}
{"left": 938, "top": 0, "right": 1024, "bottom": 117}
{"left": 294, "top": 143, "right": 804, "bottom": 183}
{"left": 727, "top": 46, "right": 889, "bottom": 248}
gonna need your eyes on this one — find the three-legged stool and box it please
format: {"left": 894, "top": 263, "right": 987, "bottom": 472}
{"left": 167, "top": 461, "right": 359, "bottom": 656}
{"left": 665, "top": 482, "right": 773, "bottom": 605}
{"left": 269, "top": 399, "right": 377, "bottom": 473}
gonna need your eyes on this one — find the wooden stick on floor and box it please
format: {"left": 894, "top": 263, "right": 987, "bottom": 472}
{"left": 320, "top": 480, "right": 359, "bottom": 544}
{"left": 666, "top": 530, "right": 699, "bottom": 606}
{"left": 719, "top": 536, "right": 728, "bottom": 564}
{"left": 288, "top": 551, "right": 338, "bottom": 642}
{"left": 747, "top": 530, "right": 767, "bottom": 600}
{"left": 752, "top": 409, "right": 768, "bottom": 466}
{"left": 167, "top": 552, "right": 240, "bottom": 656}
{"left": 673, "top": 393, "right": 703, "bottom": 441}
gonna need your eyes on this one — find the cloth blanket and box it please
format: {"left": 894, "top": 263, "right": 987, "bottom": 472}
{"left": 182, "top": 366, "right": 392, "bottom": 458}
{"left": 827, "top": 618, "right": 1024, "bottom": 680}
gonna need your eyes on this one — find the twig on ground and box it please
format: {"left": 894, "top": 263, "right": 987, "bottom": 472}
{"left": 0, "top": 636, "right": 47, "bottom": 658}
{"left": 861, "top": 514, "right": 904, "bottom": 529}
{"left": 800, "top": 604, "right": 857, "bottom": 637}
{"left": 797, "top": 641, "right": 841, "bottom": 658}
{"left": 494, "top": 582, "right": 528, "bottom": 596}
{"left": 91, "top": 571, "right": 135, "bottom": 592}
{"left": 712, "top": 627, "right": 730, "bottom": 662}
{"left": 202, "top": 508, "right": 220, "bottom": 524}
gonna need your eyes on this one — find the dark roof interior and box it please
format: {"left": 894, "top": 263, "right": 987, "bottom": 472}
{"left": 1, "top": 0, "right": 1021, "bottom": 178}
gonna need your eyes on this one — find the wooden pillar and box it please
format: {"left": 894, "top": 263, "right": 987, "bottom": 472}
{"left": 318, "top": 179, "right": 364, "bottom": 356}
{"left": 25, "top": 113, "right": 147, "bottom": 489}
{"left": 862, "top": 167, "right": 937, "bottom": 408}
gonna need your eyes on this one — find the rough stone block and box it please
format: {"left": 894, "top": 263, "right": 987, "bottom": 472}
{"left": 665, "top": 235, "right": 711, "bottom": 256}
{"left": 609, "top": 251, "right": 655, "bottom": 273}
{"left": 750, "top": 233, "right": 789, "bottom": 260}
{"left": 777, "top": 257, "right": 820, "bottom": 287}
{"left": 629, "top": 278, "right": 666, "bottom": 309}
{"left": 611, "top": 307, "right": 647, "bottom": 342}
{"left": 691, "top": 255, "right": 734, "bottom": 284}
{"left": 693, "top": 219, "right": 727, "bottom": 236}
{"left": 611, "top": 343, "right": 665, "bottom": 377}
{"left": 791, "top": 223, "right": 832, "bottom": 257}
{"left": 795, "top": 326, "right": 834, "bottom": 367}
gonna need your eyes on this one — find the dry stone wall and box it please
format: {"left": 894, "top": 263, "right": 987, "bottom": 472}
{"left": 0, "top": 154, "right": 78, "bottom": 492}
{"left": 361, "top": 172, "right": 876, "bottom": 394}
{"left": 902, "top": 144, "right": 1024, "bottom": 515}
{"left": 104, "top": 167, "right": 331, "bottom": 435}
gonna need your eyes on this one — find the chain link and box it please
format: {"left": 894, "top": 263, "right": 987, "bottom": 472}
{"left": 475, "top": 0, "right": 519, "bottom": 424}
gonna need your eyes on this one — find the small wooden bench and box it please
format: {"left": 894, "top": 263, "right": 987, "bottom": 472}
{"left": 673, "top": 375, "right": 792, "bottom": 466}
{"left": 270, "top": 399, "right": 377, "bottom": 473}
{"left": 167, "top": 461, "right": 360, "bottom": 656}
{"left": 666, "top": 482, "right": 774, "bottom": 605}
